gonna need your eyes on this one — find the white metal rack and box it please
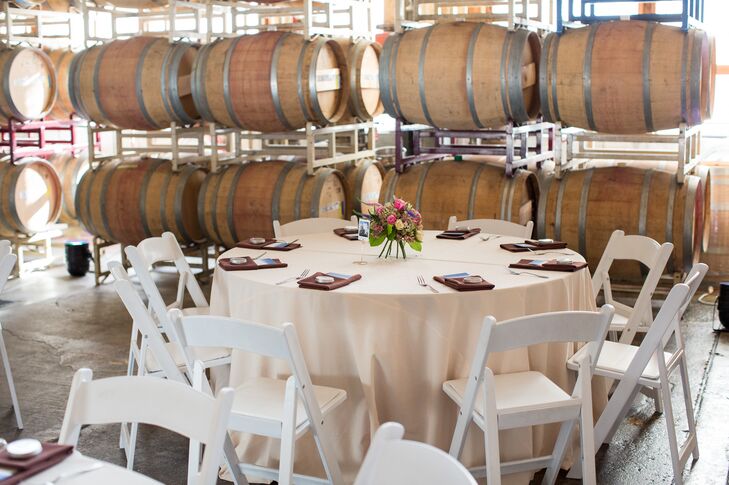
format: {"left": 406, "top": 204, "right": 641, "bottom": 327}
{"left": 559, "top": 123, "right": 702, "bottom": 184}
{"left": 393, "top": 0, "right": 555, "bottom": 31}
{"left": 0, "top": 3, "right": 78, "bottom": 48}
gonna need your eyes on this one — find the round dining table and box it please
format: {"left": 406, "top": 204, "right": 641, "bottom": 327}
{"left": 209, "top": 230, "right": 606, "bottom": 484}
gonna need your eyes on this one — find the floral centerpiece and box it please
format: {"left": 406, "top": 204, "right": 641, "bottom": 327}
{"left": 368, "top": 197, "right": 424, "bottom": 259}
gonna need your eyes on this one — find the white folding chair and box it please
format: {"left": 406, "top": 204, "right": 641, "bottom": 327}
{"left": 113, "top": 275, "right": 192, "bottom": 470}
{"left": 354, "top": 422, "right": 476, "bottom": 485}
{"left": 0, "top": 240, "right": 10, "bottom": 259}
{"left": 568, "top": 275, "right": 701, "bottom": 485}
{"left": 170, "top": 311, "right": 347, "bottom": 485}
{"left": 59, "top": 368, "right": 234, "bottom": 485}
{"left": 0, "top": 252, "right": 21, "bottom": 429}
{"left": 444, "top": 305, "right": 614, "bottom": 485}
{"left": 447, "top": 216, "right": 534, "bottom": 238}
{"left": 124, "top": 234, "right": 229, "bottom": 371}
{"left": 273, "top": 215, "right": 357, "bottom": 239}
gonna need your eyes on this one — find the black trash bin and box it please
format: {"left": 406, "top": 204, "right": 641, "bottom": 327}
{"left": 65, "top": 241, "right": 91, "bottom": 277}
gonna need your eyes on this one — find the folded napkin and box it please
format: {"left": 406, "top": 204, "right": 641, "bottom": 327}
{"left": 0, "top": 443, "right": 73, "bottom": 485}
{"left": 436, "top": 228, "right": 482, "bottom": 240}
{"left": 433, "top": 272, "right": 494, "bottom": 291}
{"left": 298, "top": 272, "right": 362, "bottom": 290}
{"left": 501, "top": 240, "right": 569, "bottom": 252}
{"left": 236, "top": 238, "right": 302, "bottom": 251}
{"left": 333, "top": 228, "right": 359, "bottom": 240}
{"left": 218, "top": 257, "right": 287, "bottom": 271}
{"left": 509, "top": 259, "right": 587, "bottom": 272}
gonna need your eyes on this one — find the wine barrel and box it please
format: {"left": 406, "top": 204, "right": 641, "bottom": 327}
{"left": 537, "top": 167, "right": 703, "bottom": 277}
{"left": 191, "top": 32, "right": 348, "bottom": 132}
{"left": 336, "top": 39, "right": 383, "bottom": 122}
{"left": 380, "top": 22, "right": 540, "bottom": 129}
{"left": 75, "top": 157, "right": 205, "bottom": 245}
{"left": 698, "top": 157, "right": 729, "bottom": 280}
{"left": 379, "top": 159, "right": 539, "bottom": 230}
{"left": 574, "top": 160, "right": 711, "bottom": 251}
{"left": 540, "top": 21, "right": 714, "bottom": 133}
{"left": 50, "top": 151, "right": 88, "bottom": 222}
{"left": 46, "top": 49, "right": 74, "bottom": 119}
{"left": 340, "top": 159, "right": 384, "bottom": 217}
{"left": 69, "top": 37, "right": 198, "bottom": 130}
{"left": 0, "top": 157, "right": 62, "bottom": 236}
{"left": 0, "top": 46, "right": 56, "bottom": 123}
{"left": 198, "top": 161, "right": 348, "bottom": 247}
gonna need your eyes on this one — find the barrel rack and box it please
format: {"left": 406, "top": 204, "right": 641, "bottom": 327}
{"left": 0, "top": 3, "right": 77, "bottom": 48}
{"left": 393, "top": 120, "right": 559, "bottom": 176}
{"left": 556, "top": 0, "right": 704, "bottom": 32}
{"left": 557, "top": 123, "right": 703, "bottom": 184}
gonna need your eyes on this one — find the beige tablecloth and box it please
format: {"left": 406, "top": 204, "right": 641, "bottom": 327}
{"left": 210, "top": 231, "right": 605, "bottom": 483}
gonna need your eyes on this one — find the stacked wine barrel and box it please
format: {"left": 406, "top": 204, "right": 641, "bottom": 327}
{"left": 75, "top": 157, "right": 206, "bottom": 246}
{"left": 0, "top": 157, "right": 62, "bottom": 237}
{"left": 380, "top": 159, "right": 539, "bottom": 231}
{"left": 0, "top": 45, "right": 57, "bottom": 124}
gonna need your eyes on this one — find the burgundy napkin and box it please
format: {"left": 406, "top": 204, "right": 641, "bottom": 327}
{"left": 433, "top": 275, "right": 494, "bottom": 291}
{"left": 435, "top": 228, "right": 482, "bottom": 240}
{"left": 236, "top": 238, "right": 301, "bottom": 251}
{"left": 0, "top": 443, "right": 73, "bottom": 485}
{"left": 297, "top": 272, "right": 362, "bottom": 290}
{"left": 333, "top": 228, "right": 359, "bottom": 240}
{"left": 501, "top": 240, "right": 569, "bottom": 252}
{"left": 509, "top": 259, "right": 587, "bottom": 272}
{"left": 218, "top": 257, "right": 287, "bottom": 271}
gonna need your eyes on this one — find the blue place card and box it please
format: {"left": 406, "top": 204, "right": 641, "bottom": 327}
{"left": 443, "top": 272, "right": 469, "bottom": 278}
{"left": 327, "top": 272, "right": 352, "bottom": 280}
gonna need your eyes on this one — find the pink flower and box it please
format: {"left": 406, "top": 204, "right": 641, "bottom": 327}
{"left": 375, "top": 204, "right": 384, "bottom": 215}
{"left": 393, "top": 198, "right": 405, "bottom": 210}
{"left": 386, "top": 214, "right": 397, "bottom": 225}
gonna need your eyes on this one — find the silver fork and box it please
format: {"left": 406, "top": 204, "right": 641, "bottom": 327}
{"left": 36, "top": 462, "right": 104, "bottom": 485}
{"left": 253, "top": 251, "right": 267, "bottom": 260}
{"left": 480, "top": 234, "right": 503, "bottom": 242}
{"left": 417, "top": 275, "right": 439, "bottom": 293}
{"left": 532, "top": 251, "right": 571, "bottom": 256}
{"left": 507, "top": 267, "right": 549, "bottom": 279}
{"left": 275, "top": 269, "right": 309, "bottom": 285}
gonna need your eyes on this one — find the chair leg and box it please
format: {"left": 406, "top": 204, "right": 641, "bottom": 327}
{"left": 579, "top": 399, "right": 597, "bottom": 485}
{"left": 278, "top": 378, "right": 297, "bottom": 485}
{"left": 188, "top": 437, "right": 202, "bottom": 485}
{"left": 223, "top": 434, "right": 250, "bottom": 485}
{"left": 659, "top": 380, "right": 684, "bottom": 485}
{"left": 679, "top": 358, "right": 699, "bottom": 461}
{"left": 0, "top": 325, "right": 22, "bottom": 429}
{"left": 542, "top": 419, "right": 576, "bottom": 485}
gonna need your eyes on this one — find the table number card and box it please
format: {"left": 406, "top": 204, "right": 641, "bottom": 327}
{"left": 358, "top": 218, "right": 370, "bottom": 241}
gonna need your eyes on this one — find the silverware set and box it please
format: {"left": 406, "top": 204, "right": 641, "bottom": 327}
{"left": 33, "top": 462, "right": 104, "bottom": 485}
{"left": 417, "top": 275, "right": 439, "bottom": 293}
{"left": 480, "top": 234, "right": 503, "bottom": 242}
{"left": 275, "top": 269, "right": 309, "bottom": 285}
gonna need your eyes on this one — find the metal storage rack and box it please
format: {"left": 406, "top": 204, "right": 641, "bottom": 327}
{"left": 0, "top": 3, "right": 77, "bottom": 48}
{"left": 394, "top": 120, "right": 559, "bottom": 176}
{"left": 556, "top": 0, "right": 704, "bottom": 32}
{"left": 558, "top": 123, "right": 703, "bottom": 184}
{"left": 394, "top": 0, "right": 555, "bottom": 31}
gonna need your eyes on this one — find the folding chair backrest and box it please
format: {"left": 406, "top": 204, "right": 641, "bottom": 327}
{"left": 114, "top": 279, "right": 186, "bottom": 384}
{"left": 273, "top": 216, "right": 357, "bottom": 238}
{"left": 447, "top": 216, "right": 534, "bottom": 238}
{"left": 662, "top": 263, "right": 707, "bottom": 349}
{"left": 59, "top": 368, "right": 233, "bottom": 485}
{"left": 484, "top": 306, "right": 614, "bottom": 365}
{"left": 354, "top": 422, "right": 477, "bottom": 485}
{"left": 125, "top": 233, "right": 207, "bottom": 335}
{"left": 0, "top": 253, "right": 17, "bottom": 294}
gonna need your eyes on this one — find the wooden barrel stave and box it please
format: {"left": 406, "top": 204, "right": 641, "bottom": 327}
{"left": 340, "top": 159, "right": 384, "bottom": 217}
{"left": 538, "top": 167, "right": 702, "bottom": 278}
{"left": 75, "top": 158, "right": 205, "bottom": 245}
{"left": 197, "top": 161, "right": 348, "bottom": 247}
{"left": 0, "top": 46, "right": 56, "bottom": 123}
{"left": 70, "top": 38, "right": 198, "bottom": 130}
{"left": 379, "top": 159, "right": 539, "bottom": 231}
{"left": 0, "top": 158, "right": 62, "bottom": 236}
{"left": 192, "top": 32, "right": 348, "bottom": 132}
{"left": 50, "top": 151, "right": 88, "bottom": 222}
{"left": 380, "top": 22, "right": 540, "bottom": 130}
{"left": 46, "top": 49, "right": 74, "bottom": 119}
{"left": 541, "top": 21, "right": 715, "bottom": 133}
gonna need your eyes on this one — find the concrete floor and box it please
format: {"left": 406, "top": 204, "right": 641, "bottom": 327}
{"left": 0, "top": 257, "right": 728, "bottom": 484}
